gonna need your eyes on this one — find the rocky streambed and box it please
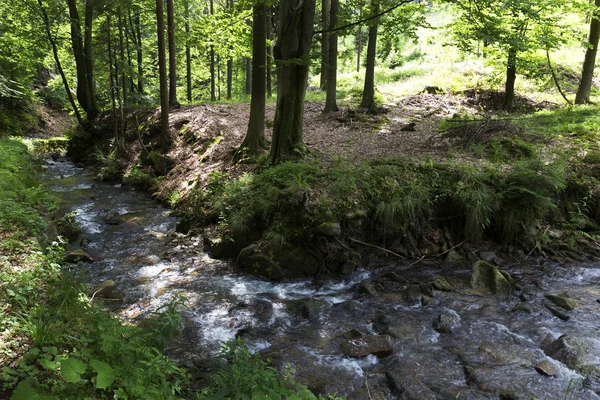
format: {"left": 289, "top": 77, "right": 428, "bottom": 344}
{"left": 44, "top": 158, "right": 600, "bottom": 399}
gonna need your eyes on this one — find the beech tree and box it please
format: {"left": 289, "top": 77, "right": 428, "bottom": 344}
{"left": 576, "top": 0, "right": 600, "bottom": 104}
{"left": 156, "top": 0, "right": 170, "bottom": 147}
{"left": 240, "top": 0, "right": 268, "bottom": 155}
{"left": 269, "top": 0, "right": 316, "bottom": 164}
{"left": 324, "top": 0, "right": 339, "bottom": 112}
{"left": 167, "top": 0, "right": 178, "bottom": 106}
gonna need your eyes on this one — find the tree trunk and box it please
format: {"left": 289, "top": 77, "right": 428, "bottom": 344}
{"left": 356, "top": 5, "right": 362, "bottom": 72}
{"left": 320, "top": 0, "right": 330, "bottom": 90}
{"left": 245, "top": 57, "right": 252, "bottom": 95}
{"left": 107, "top": 14, "right": 118, "bottom": 138}
{"left": 38, "top": 0, "right": 83, "bottom": 125}
{"left": 266, "top": 6, "right": 273, "bottom": 98}
{"left": 185, "top": 0, "right": 192, "bottom": 102}
{"left": 210, "top": 0, "right": 216, "bottom": 101}
{"left": 503, "top": 45, "right": 517, "bottom": 109}
{"left": 167, "top": 0, "right": 179, "bottom": 106}
{"left": 360, "top": 1, "right": 379, "bottom": 112}
{"left": 156, "top": 0, "right": 171, "bottom": 148}
{"left": 576, "top": 0, "right": 600, "bottom": 104}
{"left": 66, "top": 0, "right": 98, "bottom": 121}
{"left": 324, "top": 0, "right": 338, "bottom": 112}
{"left": 269, "top": 0, "right": 316, "bottom": 164}
{"left": 135, "top": 12, "right": 144, "bottom": 96}
{"left": 241, "top": 2, "right": 268, "bottom": 155}
{"left": 118, "top": 7, "right": 127, "bottom": 107}
{"left": 83, "top": 0, "right": 99, "bottom": 119}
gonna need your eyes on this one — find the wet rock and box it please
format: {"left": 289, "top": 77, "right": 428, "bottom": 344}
{"left": 203, "top": 231, "right": 247, "bottom": 259}
{"left": 373, "top": 312, "right": 392, "bottom": 333}
{"left": 341, "top": 260, "right": 357, "bottom": 275}
{"left": 403, "top": 284, "right": 426, "bottom": 306}
{"left": 511, "top": 303, "right": 533, "bottom": 313}
{"left": 432, "top": 311, "right": 461, "bottom": 334}
{"left": 240, "top": 254, "right": 284, "bottom": 280}
{"left": 343, "top": 328, "right": 364, "bottom": 339}
{"left": 91, "top": 280, "right": 116, "bottom": 298}
{"left": 543, "top": 335, "right": 588, "bottom": 369}
{"left": 301, "top": 300, "right": 324, "bottom": 320}
{"left": 64, "top": 249, "right": 94, "bottom": 263}
{"left": 470, "top": 260, "right": 512, "bottom": 294}
{"left": 314, "top": 222, "right": 341, "bottom": 237}
{"left": 442, "top": 249, "right": 464, "bottom": 268}
{"left": 273, "top": 247, "right": 320, "bottom": 276}
{"left": 544, "top": 292, "right": 578, "bottom": 310}
{"left": 340, "top": 335, "right": 393, "bottom": 358}
{"left": 544, "top": 304, "right": 570, "bottom": 321}
{"left": 103, "top": 211, "right": 123, "bottom": 225}
{"left": 385, "top": 370, "right": 437, "bottom": 399}
{"left": 479, "top": 251, "right": 497, "bottom": 264}
{"left": 584, "top": 368, "right": 600, "bottom": 394}
{"left": 237, "top": 244, "right": 258, "bottom": 264}
{"left": 534, "top": 360, "right": 558, "bottom": 377}
{"left": 430, "top": 276, "right": 456, "bottom": 292}
{"left": 357, "top": 282, "right": 379, "bottom": 296}
{"left": 379, "top": 271, "right": 403, "bottom": 282}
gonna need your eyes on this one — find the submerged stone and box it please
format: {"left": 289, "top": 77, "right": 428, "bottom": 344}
{"left": 544, "top": 304, "right": 571, "bottom": 321}
{"left": 545, "top": 292, "right": 578, "bottom": 311}
{"left": 340, "top": 335, "right": 393, "bottom": 358}
{"left": 470, "top": 260, "right": 512, "bottom": 294}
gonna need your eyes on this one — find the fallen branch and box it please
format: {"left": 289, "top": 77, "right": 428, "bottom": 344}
{"left": 348, "top": 237, "right": 405, "bottom": 259}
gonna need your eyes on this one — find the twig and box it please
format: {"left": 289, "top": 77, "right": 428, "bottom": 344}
{"left": 365, "top": 370, "right": 373, "bottom": 400}
{"left": 334, "top": 236, "right": 352, "bottom": 251}
{"left": 546, "top": 50, "right": 572, "bottom": 105}
{"left": 348, "top": 237, "right": 405, "bottom": 259}
{"left": 432, "top": 239, "right": 467, "bottom": 259}
{"left": 408, "top": 255, "right": 425, "bottom": 266}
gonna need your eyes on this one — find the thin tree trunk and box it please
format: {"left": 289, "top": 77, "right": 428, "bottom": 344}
{"left": 503, "top": 45, "right": 517, "bottom": 109}
{"left": 167, "top": 0, "right": 179, "bottom": 106}
{"left": 107, "top": 14, "right": 118, "bottom": 138}
{"left": 266, "top": 6, "right": 273, "bottom": 98}
{"left": 360, "top": 0, "right": 379, "bottom": 112}
{"left": 83, "top": 0, "right": 98, "bottom": 119}
{"left": 324, "top": 0, "right": 339, "bottom": 112}
{"left": 576, "top": 0, "right": 600, "bottom": 104}
{"left": 270, "top": 0, "right": 316, "bottom": 164}
{"left": 217, "top": 55, "right": 221, "bottom": 100}
{"left": 241, "top": 1, "right": 267, "bottom": 155}
{"left": 38, "top": 0, "right": 83, "bottom": 125}
{"left": 118, "top": 7, "right": 127, "bottom": 107}
{"left": 135, "top": 12, "right": 144, "bottom": 96}
{"left": 185, "top": 0, "right": 192, "bottom": 102}
{"left": 356, "top": 5, "right": 362, "bottom": 72}
{"left": 156, "top": 0, "right": 171, "bottom": 148}
{"left": 320, "top": 0, "right": 330, "bottom": 90}
{"left": 210, "top": 0, "right": 216, "bottom": 101}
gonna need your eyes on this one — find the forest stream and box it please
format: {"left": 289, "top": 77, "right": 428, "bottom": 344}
{"left": 43, "top": 158, "right": 600, "bottom": 399}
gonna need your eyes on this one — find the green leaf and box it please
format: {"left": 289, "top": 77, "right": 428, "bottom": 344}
{"left": 60, "top": 358, "right": 86, "bottom": 383}
{"left": 39, "top": 358, "right": 58, "bottom": 371}
{"left": 90, "top": 359, "right": 116, "bottom": 389}
{"left": 11, "top": 378, "right": 57, "bottom": 400}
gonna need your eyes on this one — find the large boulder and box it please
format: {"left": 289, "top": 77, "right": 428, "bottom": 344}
{"left": 340, "top": 335, "right": 393, "bottom": 358}
{"left": 543, "top": 335, "right": 595, "bottom": 369}
{"left": 145, "top": 151, "right": 174, "bottom": 176}
{"left": 314, "top": 222, "right": 342, "bottom": 237}
{"left": 470, "top": 260, "right": 512, "bottom": 294}
{"left": 103, "top": 211, "right": 123, "bottom": 225}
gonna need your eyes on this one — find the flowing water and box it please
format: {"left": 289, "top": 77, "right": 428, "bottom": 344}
{"left": 43, "top": 159, "right": 600, "bottom": 399}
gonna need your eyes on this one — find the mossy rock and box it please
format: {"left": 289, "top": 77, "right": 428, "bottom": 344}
{"left": 470, "top": 260, "right": 512, "bottom": 294}
{"left": 145, "top": 151, "right": 174, "bottom": 176}
{"left": 545, "top": 292, "right": 578, "bottom": 311}
{"left": 65, "top": 249, "right": 94, "bottom": 263}
{"left": 240, "top": 254, "right": 284, "bottom": 280}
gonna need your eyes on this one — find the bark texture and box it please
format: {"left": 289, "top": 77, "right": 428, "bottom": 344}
{"left": 167, "top": 0, "right": 179, "bottom": 106}
{"left": 269, "top": 0, "right": 316, "bottom": 164}
{"left": 359, "top": 1, "right": 378, "bottom": 112}
{"left": 503, "top": 46, "right": 517, "bottom": 109}
{"left": 324, "top": 0, "right": 338, "bottom": 112}
{"left": 576, "top": 0, "right": 600, "bottom": 104}
{"left": 320, "top": 0, "right": 330, "bottom": 90}
{"left": 156, "top": 0, "right": 171, "bottom": 147}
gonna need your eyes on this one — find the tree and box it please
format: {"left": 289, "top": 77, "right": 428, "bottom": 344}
{"left": 449, "top": 0, "right": 573, "bottom": 109}
{"left": 576, "top": 0, "right": 600, "bottom": 104}
{"left": 66, "top": 0, "right": 99, "bottom": 120}
{"left": 324, "top": 0, "right": 339, "bottom": 111}
{"left": 167, "top": 0, "right": 179, "bottom": 106}
{"left": 359, "top": 0, "right": 378, "bottom": 111}
{"left": 156, "top": 0, "right": 171, "bottom": 148}
{"left": 240, "top": 0, "right": 268, "bottom": 155}
{"left": 320, "top": 0, "right": 330, "bottom": 90}
{"left": 269, "top": 0, "right": 316, "bottom": 164}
